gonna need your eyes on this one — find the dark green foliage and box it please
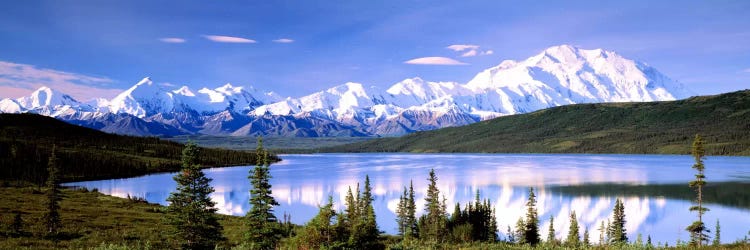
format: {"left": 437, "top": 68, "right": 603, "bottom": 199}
{"left": 349, "top": 175, "right": 380, "bottom": 249}
{"left": 446, "top": 191, "right": 498, "bottom": 243}
{"left": 0, "top": 114, "right": 273, "bottom": 184}
{"left": 582, "top": 227, "right": 590, "bottom": 247}
{"left": 566, "top": 211, "right": 580, "bottom": 246}
{"left": 42, "top": 146, "right": 61, "bottom": 237}
{"left": 688, "top": 134, "right": 710, "bottom": 246}
{"left": 246, "top": 140, "right": 281, "bottom": 249}
{"left": 550, "top": 182, "right": 750, "bottom": 210}
{"left": 292, "top": 196, "right": 337, "bottom": 249}
{"left": 713, "top": 219, "right": 721, "bottom": 246}
{"left": 521, "top": 187, "right": 540, "bottom": 246}
{"left": 396, "top": 181, "right": 417, "bottom": 240}
{"left": 420, "top": 169, "right": 448, "bottom": 242}
{"left": 322, "top": 90, "right": 750, "bottom": 155}
{"left": 547, "top": 216, "right": 556, "bottom": 245}
{"left": 164, "top": 141, "right": 224, "bottom": 250}
{"left": 514, "top": 217, "right": 525, "bottom": 244}
{"left": 609, "top": 198, "right": 628, "bottom": 244}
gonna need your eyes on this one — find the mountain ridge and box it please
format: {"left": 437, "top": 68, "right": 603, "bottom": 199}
{"left": 318, "top": 89, "right": 750, "bottom": 155}
{"left": 0, "top": 44, "right": 695, "bottom": 137}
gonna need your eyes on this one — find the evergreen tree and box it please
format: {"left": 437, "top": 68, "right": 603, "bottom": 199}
{"left": 647, "top": 235, "right": 653, "bottom": 249}
{"left": 566, "top": 211, "right": 580, "bottom": 246}
{"left": 547, "top": 216, "right": 556, "bottom": 245}
{"left": 295, "top": 196, "right": 337, "bottom": 249}
{"left": 609, "top": 198, "right": 628, "bottom": 244}
{"left": 405, "top": 181, "right": 417, "bottom": 239}
{"left": 421, "top": 169, "right": 447, "bottom": 242}
{"left": 515, "top": 217, "right": 526, "bottom": 244}
{"left": 582, "top": 227, "right": 590, "bottom": 247}
{"left": 598, "top": 220, "right": 606, "bottom": 245}
{"left": 687, "top": 134, "right": 710, "bottom": 246}
{"left": 522, "top": 187, "right": 540, "bottom": 245}
{"left": 712, "top": 219, "right": 721, "bottom": 246}
{"left": 165, "top": 141, "right": 224, "bottom": 249}
{"left": 349, "top": 175, "right": 380, "bottom": 248}
{"left": 246, "top": 147, "right": 281, "bottom": 249}
{"left": 395, "top": 181, "right": 418, "bottom": 240}
{"left": 506, "top": 225, "right": 515, "bottom": 243}
{"left": 42, "top": 145, "right": 61, "bottom": 237}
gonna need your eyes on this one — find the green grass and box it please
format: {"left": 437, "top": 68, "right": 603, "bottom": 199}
{"left": 0, "top": 185, "right": 247, "bottom": 249}
{"left": 321, "top": 90, "right": 750, "bottom": 155}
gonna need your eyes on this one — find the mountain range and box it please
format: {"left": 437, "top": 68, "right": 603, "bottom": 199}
{"left": 0, "top": 45, "right": 694, "bottom": 137}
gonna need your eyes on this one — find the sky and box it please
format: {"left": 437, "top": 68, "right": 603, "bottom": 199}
{"left": 0, "top": 0, "right": 749, "bottom": 101}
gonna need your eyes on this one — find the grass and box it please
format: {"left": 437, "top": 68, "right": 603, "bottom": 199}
{"left": 0, "top": 185, "right": 246, "bottom": 249}
{"left": 168, "top": 135, "right": 374, "bottom": 152}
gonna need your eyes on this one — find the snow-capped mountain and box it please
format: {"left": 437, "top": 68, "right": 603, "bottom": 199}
{"left": 0, "top": 45, "right": 694, "bottom": 137}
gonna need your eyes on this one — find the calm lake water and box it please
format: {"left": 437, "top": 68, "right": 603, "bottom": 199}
{"left": 65, "top": 153, "right": 750, "bottom": 244}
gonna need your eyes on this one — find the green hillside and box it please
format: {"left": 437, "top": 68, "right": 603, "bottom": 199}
{"left": 322, "top": 90, "right": 750, "bottom": 155}
{"left": 0, "top": 113, "right": 275, "bottom": 184}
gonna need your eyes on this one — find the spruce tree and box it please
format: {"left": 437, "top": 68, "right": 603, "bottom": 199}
{"left": 583, "top": 227, "right": 590, "bottom": 247}
{"left": 609, "top": 198, "right": 627, "bottom": 244}
{"left": 598, "top": 220, "right": 606, "bottom": 245}
{"left": 506, "top": 225, "right": 515, "bottom": 243}
{"left": 349, "top": 176, "right": 380, "bottom": 248}
{"left": 522, "top": 187, "right": 540, "bottom": 245}
{"left": 295, "top": 196, "right": 337, "bottom": 249}
{"left": 712, "top": 219, "right": 721, "bottom": 246}
{"left": 405, "top": 181, "right": 417, "bottom": 239}
{"left": 687, "top": 134, "right": 710, "bottom": 246}
{"left": 515, "top": 217, "right": 526, "bottom": 244}
{"left": 165, "top": 141, "right": 224, "bottom": 249}
{"left": 566, "top": 211, "right": 580, "bottom": 246}
{"left": 547, "top": 216, "right": 556, "bottom": 245}
{"left": 246, "top": 147, "right": 281, "bottom": 248}
{"left": 421, "top": 169, "right": 447, "bottom": 242}
{"left": 42, "top": 145, "right": 62, "bottom": 237}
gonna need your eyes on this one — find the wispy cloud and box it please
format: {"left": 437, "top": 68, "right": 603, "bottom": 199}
{"left": 447, "top": 44, "right": 493, "bottom": 57}
{"left": 404, "top": 57, "right": 467, "bottom": 65}
{"left": 159, "top": 37, "right": 186, "bottom": 43}
{"left": 447, "top": 44, "right": 479, "bottom": 52}
{"left": 203, "top": 35, "right": 257, "bottom": 43}
{"left": 0, "top": 61, "right": 122, "bottom": 101}
{"left": 743, "top": 68, "right": 750, "bottom": 73}
{"left": 273, "top": 38, "right": 294, "bottom": 43}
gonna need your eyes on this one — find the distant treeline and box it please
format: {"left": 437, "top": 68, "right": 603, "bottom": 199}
{"left": 321, "top": 90, "right": 750, "bottom": 155}
{"left": 0, "top": 113, "right": 277, "bottom": 184}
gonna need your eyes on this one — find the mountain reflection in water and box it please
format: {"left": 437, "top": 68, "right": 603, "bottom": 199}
{"left": 65, "top": 153, "right": 750, "bottom": 244}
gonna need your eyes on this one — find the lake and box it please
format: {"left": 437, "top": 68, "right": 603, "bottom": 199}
{"left": 64, "top": 153, "right": 750, "bottom": 244}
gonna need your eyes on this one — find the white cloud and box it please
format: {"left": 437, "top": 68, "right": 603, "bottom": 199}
{"left": 461, "top": 50, "right": 477, "bottom": 57}
{"left": 404, "top": 57, "right": 467, "bottom": 65}
{"left": 447, "top": 44, "right": 479, "bottom": 52}
{"left": 159, "top": 37, "right": 186, "bottom": 43}
{"left": 273, "top": 38, "right": 294, "bottom": 43}
{"left": 203, "top": 35, "right": 257, "bottom": 43}
{"left": 0, "top": 61, "right": 122, "bottom": 101}
{"left": 447, "top": 44, "right": 493, "bottom": 57}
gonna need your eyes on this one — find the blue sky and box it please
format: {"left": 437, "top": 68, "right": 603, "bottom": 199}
{"left": 0, "top": 0, "right": 748, "bottom": 101}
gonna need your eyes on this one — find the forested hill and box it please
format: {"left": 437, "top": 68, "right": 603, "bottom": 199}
{"left": 0, "top": 113, "right": 274, "bottom": 184}
{"left": 322, "top": 90, "right": 750, "bottom": 155}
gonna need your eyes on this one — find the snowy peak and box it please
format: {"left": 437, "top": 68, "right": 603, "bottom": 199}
{"left": 466, "top": 44, "right": 693, "bottom": 105}
{"left": 16, "top": 86, "right": 83, "bottom": 109}
{"left": 108, "top": 77, "right": 174, "bottom": 117}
